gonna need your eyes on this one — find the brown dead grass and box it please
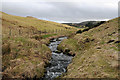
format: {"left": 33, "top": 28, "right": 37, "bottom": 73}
{"left": 1, "top": 12, "right": 78, "bottom": 78}
{"left": 58, "top": 18, "right": 119, "bottom": 78}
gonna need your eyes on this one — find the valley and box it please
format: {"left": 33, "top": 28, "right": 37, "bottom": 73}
{"left": 1, "top": 12, "right": 119, "bottom": 79}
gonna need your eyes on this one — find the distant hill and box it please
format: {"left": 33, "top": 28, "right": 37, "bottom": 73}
{"left": 62, "top": 21, "right": 105, "bottom": 28}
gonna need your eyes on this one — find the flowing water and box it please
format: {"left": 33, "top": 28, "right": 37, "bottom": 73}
{"left": 44, "top": 37, "right": 73, "bottom": 79}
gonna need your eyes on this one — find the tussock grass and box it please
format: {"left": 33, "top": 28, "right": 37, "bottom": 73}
{"left": 1, "top": 11, "right": 78, "bottom": 78}
{"left": 58, "top": 18, "right": 119, "bottom": 78}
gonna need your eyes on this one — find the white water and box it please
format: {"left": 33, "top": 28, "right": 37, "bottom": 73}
{"left": 44, "top": 37, "right": 73, "bottom": 79}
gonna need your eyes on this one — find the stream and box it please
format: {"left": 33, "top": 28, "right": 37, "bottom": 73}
{"left": 43, "top": 37, "right": 73, "bottom": 79}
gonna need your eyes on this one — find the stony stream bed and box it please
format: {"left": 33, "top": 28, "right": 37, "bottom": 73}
{"left": 43, "top": 37, "right": 73, "bottom": 79}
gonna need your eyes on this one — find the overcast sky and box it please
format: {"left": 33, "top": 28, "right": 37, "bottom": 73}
{"left": 1, "top": 0, "right": 119, "bottom": 23}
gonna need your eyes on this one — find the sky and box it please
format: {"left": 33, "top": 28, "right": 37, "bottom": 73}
{"left": 1, "top": 0, "right": 120, "bottom": 23}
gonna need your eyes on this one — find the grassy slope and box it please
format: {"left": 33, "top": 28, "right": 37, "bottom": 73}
{"left": 1, "top": 12, "right": 77, "bottom": 78}
{"left": 2, "top": 11, "right": 78, "bottom": 38}
{"left": 1, "top": 12, "right": 76, "bottom": 30}
{"left": 58, "top": 18, "right": 119, "bottom": 78}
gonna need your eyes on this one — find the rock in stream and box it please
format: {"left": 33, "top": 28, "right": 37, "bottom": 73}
{"left": 43, "top": 37, "right": 73, "bottom": 79}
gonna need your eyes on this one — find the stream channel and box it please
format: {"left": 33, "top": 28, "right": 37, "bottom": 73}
{"left": 43, "top": 37, "right": 73, "bottom": 79}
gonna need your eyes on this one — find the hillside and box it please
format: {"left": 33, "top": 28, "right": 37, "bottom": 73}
{"left": 58, "top": 18, "right": 119, "bottom": 78}
{"left": 63, "top": 21, "right": 105, "bottom": 28}
{"left": 1, "top": 12, "right": 77, "bottom": 79}
{"left": 1, "top": 12, "right": 77, "bottom": 37}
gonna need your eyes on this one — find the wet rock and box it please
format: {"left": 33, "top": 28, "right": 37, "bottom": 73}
{"left": 50, "top": 38, "right": 55, "bottom": 42}
{"left": 53, "top": 50, "right": 61, "bottom": 53}
{"left": 50, "top": 40, "right": 56, "bottom": 42}
{"left": 115, "top": 41, "right": 120, "bottom": 43}
{"left": 64, "top": 48, "right": 70, "bottom": 53}
{"left": 56, "top": 38, "right": 61, "bottom": 41}
{"left": 107, "top": 40, "right": 115, "bottom": 44}
{"left": 44, "top": 37, "right": 72, "bottom": 78}
{"left": 46, "top": 44, "right": 49, "bottom": 46}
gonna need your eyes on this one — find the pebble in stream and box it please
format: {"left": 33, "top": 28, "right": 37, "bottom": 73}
{"left": 44, "top": 37, "right": 73, "bottom": 79}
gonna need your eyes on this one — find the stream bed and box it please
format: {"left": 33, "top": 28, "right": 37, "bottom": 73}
{"left": 43, "top": 37, "right": 73, "bottom": 79}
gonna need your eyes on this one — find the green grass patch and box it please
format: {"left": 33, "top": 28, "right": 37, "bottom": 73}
{"left": 100, "top": 40, "right": 105, "bottom": 44}
{"left": 110, "top": 46, "right": 118, "bottom": 51}
{"left": 41, "top": 34, "right": 57, "bottom": 38}
{"left": 14, "top": 37, "right": 27, "bottom": 43}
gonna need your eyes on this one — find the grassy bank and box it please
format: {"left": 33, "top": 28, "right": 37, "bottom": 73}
{"left": 2, "top": 37, "right": 52, "bottom": 78}
{"left": 1, "top": 12, "right": 78, "bottom": 78}
{"left": 58, "top": 18, "right": 119, "bottom": 78}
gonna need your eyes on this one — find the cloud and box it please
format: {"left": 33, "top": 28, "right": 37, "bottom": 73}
{"left": 1, "top": 0, "right": 119, "bottom": 23}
